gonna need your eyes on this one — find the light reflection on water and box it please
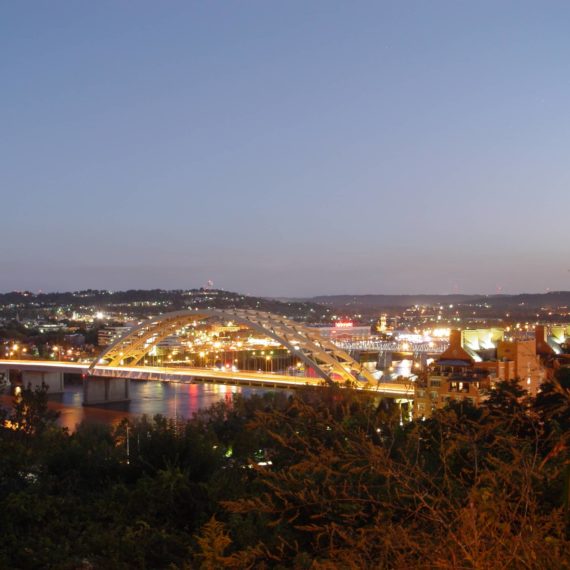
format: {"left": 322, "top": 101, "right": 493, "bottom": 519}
{"left": 50, "top": 380, "right": 273, "bottom": 432}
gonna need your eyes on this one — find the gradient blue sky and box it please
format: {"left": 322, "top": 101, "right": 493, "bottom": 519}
{"left": 1, "top": 1, "right": 569, "bottom": 296}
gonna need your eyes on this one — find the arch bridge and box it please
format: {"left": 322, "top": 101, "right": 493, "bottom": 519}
{"left": 89, "top": 308, "right": 377, "bottom": 386}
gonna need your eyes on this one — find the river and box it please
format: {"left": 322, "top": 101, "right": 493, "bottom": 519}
{"left": 3, "top": 379, "right": 278, "bottom": 432}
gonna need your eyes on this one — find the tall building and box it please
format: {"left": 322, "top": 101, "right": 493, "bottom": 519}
{"left": 375, "top": 314, "right": 388, "bottom": 334}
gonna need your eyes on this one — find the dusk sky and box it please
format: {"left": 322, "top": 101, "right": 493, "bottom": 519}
{"left": 1, "top": 1, "right": 569, "bottom": 297}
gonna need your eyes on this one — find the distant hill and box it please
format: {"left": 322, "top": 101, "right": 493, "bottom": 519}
{"left": 486, "top": 291, "right": 570, "bottom": 310}
{"left": 305, "top": 294, "right": 480, "bottom": 308}
{"left": 302, "top": 291, "right": 570, "bottom": 310}
{"left": 0, "top": 289, "right": 327, "bottom": 323}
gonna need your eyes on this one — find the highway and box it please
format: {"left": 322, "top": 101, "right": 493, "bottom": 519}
{"left": 0, "top": 359, "right": 414, "bottom": 398}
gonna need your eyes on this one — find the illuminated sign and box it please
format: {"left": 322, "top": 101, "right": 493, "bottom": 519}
{"left": 335, "top": 321, "right": 353, "bottom": 328}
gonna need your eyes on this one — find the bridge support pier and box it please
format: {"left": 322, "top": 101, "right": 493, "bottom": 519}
{"left": 377, "top": 351, "right": 392, "bottom": 371}
{"left": 416, "top": 353, "right": 430, "bottom": 371}
{"left": 83, "top": 376, "right": 130, "bottom": 406}
{"left": 21, "top": 370, "right": 64, "bottom": 394}
{"left": 0, "top": 368, "right": 9, "bottom": 389}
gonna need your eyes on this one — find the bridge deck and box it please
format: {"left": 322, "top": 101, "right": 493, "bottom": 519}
{"left": 0, "top": 360, "right": 414, "bottom": 398}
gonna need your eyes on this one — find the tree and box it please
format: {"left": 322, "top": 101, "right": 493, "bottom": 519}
{"left": 193, "top": 517, "right": 236, "bottom": 569}
{"left": 10, "top": 382, "right": 60, "bottom": 437}
{"left": 219, "top": 386, "right": 570, "bottom": 568}
{"left": 534, "top": 367, "right": 570, "bottom": 433}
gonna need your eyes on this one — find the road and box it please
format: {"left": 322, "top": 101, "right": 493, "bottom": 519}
{"left": 0, "top": 359, "right": 414, "bottom": 398}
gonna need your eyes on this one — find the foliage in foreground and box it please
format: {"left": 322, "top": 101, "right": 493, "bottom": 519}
{"left": 0, "top": 371, "right": 568, "bottom": 569}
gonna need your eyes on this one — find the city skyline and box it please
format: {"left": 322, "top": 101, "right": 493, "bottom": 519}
{"left": 2, "top": 1, "right": 570, "bottom": 295}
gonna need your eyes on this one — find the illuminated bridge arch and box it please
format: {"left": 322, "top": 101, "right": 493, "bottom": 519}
{"left": 89, "top": 308, "right": 376, "bottom": 385}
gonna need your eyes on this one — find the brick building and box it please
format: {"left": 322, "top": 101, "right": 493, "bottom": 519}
{"left": 414, "top": 328, "right": 547, "bottom": 418}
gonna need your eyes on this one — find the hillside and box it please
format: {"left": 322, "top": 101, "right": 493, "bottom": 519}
{"left": 305, "top": 291, "right": 570, "bottom": 311}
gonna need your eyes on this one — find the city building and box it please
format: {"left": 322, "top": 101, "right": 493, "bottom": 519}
{"left": 414, "top": 328, "right": 547, "bottom": 418}
{"left": 375, "top": 314, "right": 388, "bottom": 334}
{"left": 311, "top": 321, "right": 372, "bottom": 342}
{"left": 63, "top": 334, "right": 85, "bottom": 347}
{"left": 535, "top": 324, "right": 570, "bottom": 367}
{"left": 97, "top": 326, "right": 132, "bottom": 347}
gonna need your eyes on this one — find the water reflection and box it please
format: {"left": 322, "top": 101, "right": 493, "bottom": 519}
{"left": 51, "top": 380, "right": 271, "bottom": 432}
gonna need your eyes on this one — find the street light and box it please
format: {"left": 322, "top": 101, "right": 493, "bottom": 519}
{"left": 10, "top": 344, "right": 20, "bottom": 360}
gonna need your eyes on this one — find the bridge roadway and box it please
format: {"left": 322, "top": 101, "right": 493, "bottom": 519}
{"left": 0, "top": 360, "right": 414, "bottom": 399}
{"left": 335, "top": 340, "right": 448, "bottom": 353}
